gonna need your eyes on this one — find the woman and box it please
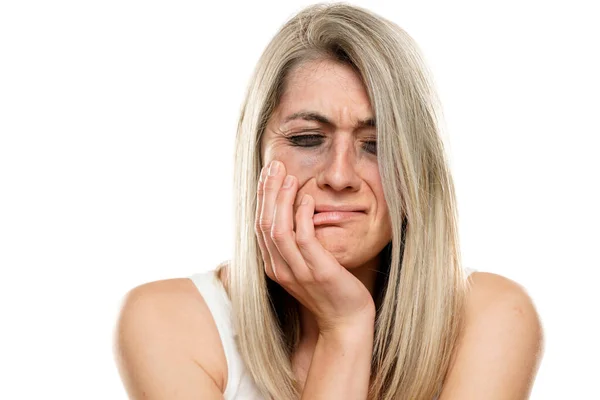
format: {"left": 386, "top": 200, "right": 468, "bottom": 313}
{"left": 114, "top": 3, "right": 544, "bottom": 399}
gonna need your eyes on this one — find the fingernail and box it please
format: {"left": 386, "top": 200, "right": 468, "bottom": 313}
{"left": 301, "top": 194, "right": 309, "bottom": 205}
{"left": 260, "top": 166, "right": 267, "bottom": 182}
{"left": 283, "top": 175, "right": 293, "bottom": 188}
{"left": 269, "top": 161, "right": 279, "bottom": 176}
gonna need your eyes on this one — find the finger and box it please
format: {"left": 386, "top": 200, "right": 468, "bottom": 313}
{"left": 271, "top": 174, "right": 311, "bottom": 281}
{"left": 260, "top": 161, "right": 295, "bottom": 283}
{"left": 295, "top": 193, "right": 340, "bottom": 282}
{"left": 255, "top": 165, "right": 274, "bottom": 280}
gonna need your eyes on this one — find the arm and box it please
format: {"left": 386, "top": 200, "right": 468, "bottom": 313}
{"left": 439, "top": 272, "right": 545, "bottom": 400}
{"left": 113, "top": 279, "right": 226, "bottom": 400}
{"left": 301, "top": 319, "right": 375, "bottom": 400}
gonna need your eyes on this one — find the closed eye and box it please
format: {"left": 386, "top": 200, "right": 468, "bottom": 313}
{"left": 288, "top": 134, "right": 324, "bottom": 147}
{"left": 287, "top": 134, "right": 377, "bottom": 155}
{"left": 363, "top": 141, "right": 377, "bottom": 155}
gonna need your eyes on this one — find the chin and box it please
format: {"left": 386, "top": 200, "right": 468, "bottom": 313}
{"left": 317, "top": 233, "right": 387, "bottom": 271}
{"left": 318, "top": 240, "right": 367, "bottom": 269}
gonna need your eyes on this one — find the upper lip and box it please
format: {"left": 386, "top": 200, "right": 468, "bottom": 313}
{"left": 314, "top": 205, "right": 367, "bottom": 213}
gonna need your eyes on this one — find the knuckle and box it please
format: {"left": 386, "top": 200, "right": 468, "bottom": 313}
{"left": 295, "top": 232, "right": 311, "bottom": 249}
{"left": 264, "top": 267, "right": 275, "bottom": 282}
{"left": 313, "top": 268, "right": 334, "bottom": 284}
{"left": 295, "top": 270, "right": 313, "bottom": 285}
{"left": 270, "top": 226, "right": 289, "bottom": 242}
{"left": 258, "top": 218, "right": 272, "bottom": 232}
{"left": 275, "top": 270, "right": 293, "bottom": 285}
{"left": 255, "top": 220, "right": 266, "bottom": 236}
{"left": 263, "top": 178, "right": 279, "bottom": 191}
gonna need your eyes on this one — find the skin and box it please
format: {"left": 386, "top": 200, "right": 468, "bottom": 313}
{"left": 113, "top": 57, "right": 544, "bottom": 399}
{"left": 256, "top": 59, "right": 393, "bottom": 389}
{"left": 260, "top": 59, "right": 392, "bottom": 276}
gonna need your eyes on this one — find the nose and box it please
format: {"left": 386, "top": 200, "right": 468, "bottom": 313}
{"left": 316, "top": 136, "right": 362, "bottom": 192}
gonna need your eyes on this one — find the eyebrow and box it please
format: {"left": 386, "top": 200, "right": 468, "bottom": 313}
{"left": 282, "top": 110, "right": 376, "bottom": 129}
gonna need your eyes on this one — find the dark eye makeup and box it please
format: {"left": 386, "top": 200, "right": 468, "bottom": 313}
{"left": 287, "top": 134, "right": 377, "bottom": 155}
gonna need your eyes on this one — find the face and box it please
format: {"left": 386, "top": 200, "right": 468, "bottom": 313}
{"left": 260, "top": 59, "right": 392, "bottom": 270}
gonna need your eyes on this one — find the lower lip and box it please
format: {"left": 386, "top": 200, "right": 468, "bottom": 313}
{"left": 313, "top": 211, "right": 365, "bottom": 226}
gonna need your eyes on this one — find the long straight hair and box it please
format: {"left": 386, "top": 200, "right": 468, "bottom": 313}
{"left": 223, "top": 3, "right": 468, "bottom": 399}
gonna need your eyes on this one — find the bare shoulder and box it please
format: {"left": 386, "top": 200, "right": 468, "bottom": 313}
{"left": 439, "top": 272, "right": 545, "bottom": 400}
{"left": 113, "top": 276, "right": 227, "bottom": 399}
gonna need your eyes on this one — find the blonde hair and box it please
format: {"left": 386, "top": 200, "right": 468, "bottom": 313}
{"left": 221, "top": 3, "right": 468, "bottom": 399}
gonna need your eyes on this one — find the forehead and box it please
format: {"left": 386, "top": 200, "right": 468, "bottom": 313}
{"left": 272, "top": 59, "right": 373, "bottom": 125}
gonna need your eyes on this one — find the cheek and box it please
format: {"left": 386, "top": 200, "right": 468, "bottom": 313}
{"left": 369, "top": 172, "right": 389, "bottom": 212}
{"left": 269, "top": 147, "right": 319, "bottom": 176}
{"left": 374, "top": 181, "right": 387, "bottom": 206}
{"left": 299, "top": 152, "right": 320, "bottom": 171}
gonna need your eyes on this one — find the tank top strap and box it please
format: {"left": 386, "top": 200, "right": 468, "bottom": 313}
{"left": 188, "top": 270, "right": 241, "bottom": 399}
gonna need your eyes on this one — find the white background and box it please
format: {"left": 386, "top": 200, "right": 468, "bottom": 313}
{"left": 1, "top": 0, "right": 598, "bottom": 398}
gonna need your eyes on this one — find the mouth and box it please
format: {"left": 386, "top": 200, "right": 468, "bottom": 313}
{"left": 314, "top": 206, "right": 368, "bottom": 214}
{"left": 313, "top": 210, "right": 365, "bottom": 226}
{"left": 313, "top": 210, "right": 365, "bottom": 214}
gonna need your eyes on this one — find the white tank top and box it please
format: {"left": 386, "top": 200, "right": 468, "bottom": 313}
{"left": 188, "top": 269, "right": 265, "bottom": 399}
{"left": 188, "top": 267, "right": 477, "bottom": 399}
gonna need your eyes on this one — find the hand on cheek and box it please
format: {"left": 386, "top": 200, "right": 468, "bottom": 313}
{"left": 254, "top": 160, "right": 376, "bottom": 333}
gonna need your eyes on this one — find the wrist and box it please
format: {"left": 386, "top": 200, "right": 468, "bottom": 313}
{"left": 319, "top": 314, "right": 375, "bottom": 344}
